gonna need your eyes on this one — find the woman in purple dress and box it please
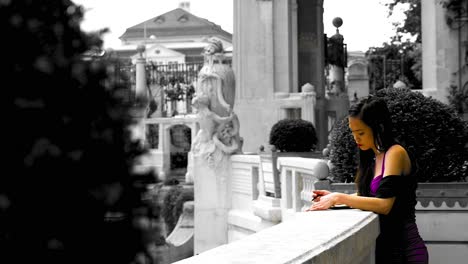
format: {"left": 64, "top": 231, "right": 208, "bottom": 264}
{"left": 308, "top": 96, "right": 429, "bottom": 263}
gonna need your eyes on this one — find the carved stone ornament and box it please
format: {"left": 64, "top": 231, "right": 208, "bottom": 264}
{"left": 191, "top": 38, "right": 243, "bottom": 169}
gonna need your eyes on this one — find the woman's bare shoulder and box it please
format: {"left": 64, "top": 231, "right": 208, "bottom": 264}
{"left": 383, "top": 144, "right": 411, "bottom": 176}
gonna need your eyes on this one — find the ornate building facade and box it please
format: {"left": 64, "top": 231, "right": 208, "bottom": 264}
{"left": 115, "top": 3, "right": 232, "bottom": 64}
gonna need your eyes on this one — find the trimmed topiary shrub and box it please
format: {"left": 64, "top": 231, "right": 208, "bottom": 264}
{"left": 330, "top": 88, "right": 468, "bottom": 183}
{"left": 269, "top": 119, "right": 318, "bottom": 152}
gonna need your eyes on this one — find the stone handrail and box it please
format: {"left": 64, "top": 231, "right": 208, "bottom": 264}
{"left": 178, "top": 155, "right": 380, "bottom": 263}
{"left": 277, "top": 157, "right": 330, "bottom": 221}
{"left": 174, "top": 210, "right": 379, "bottom": 264}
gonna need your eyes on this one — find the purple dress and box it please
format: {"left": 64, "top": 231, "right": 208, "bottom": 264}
{"left": 369, "top": 151, "right": 429, "bottom": 264}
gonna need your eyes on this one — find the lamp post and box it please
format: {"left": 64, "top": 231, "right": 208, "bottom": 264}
{"left": 326, "top": 17, "right": 347, "bottom": 96}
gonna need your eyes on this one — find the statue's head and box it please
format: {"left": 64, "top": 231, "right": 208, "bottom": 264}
{"left": 203, "top": 38, "right": 223, "bottom": 55}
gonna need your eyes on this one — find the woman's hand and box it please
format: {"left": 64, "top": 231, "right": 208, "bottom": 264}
{"left": 311, "top": 190, "right": 331, "bottom": 202}
{"left": 306, "top": 192, "right": 339, "bottom": 211}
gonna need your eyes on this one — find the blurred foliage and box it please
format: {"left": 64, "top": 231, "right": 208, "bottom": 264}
{"left": 329, "top": 88, "right": 468, "bottom": 183}
{"left": 269, "top": 119, "right": 318, "bottom": 152}
{"left": 0, "top": 0, "right": 163, "bottom": 263}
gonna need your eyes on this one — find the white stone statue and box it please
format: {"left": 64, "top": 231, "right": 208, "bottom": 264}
{"left": 191, "top": 94, "right": 234, "bottom": 166}
{"left": 190, "top": 38, "right": 243, "bottom": 168}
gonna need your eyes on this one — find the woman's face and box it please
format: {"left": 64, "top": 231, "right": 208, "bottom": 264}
{"left": 348, "top": 116, "right": 376, "bottom": 152}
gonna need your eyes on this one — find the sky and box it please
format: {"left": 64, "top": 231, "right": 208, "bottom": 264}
{"left": 73, "top": 0, "right": 407, "bottom": 52}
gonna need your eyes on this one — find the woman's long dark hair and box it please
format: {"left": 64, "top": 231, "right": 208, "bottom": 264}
{"left": 349, "top": 96, "right": 396, "bottom": 196}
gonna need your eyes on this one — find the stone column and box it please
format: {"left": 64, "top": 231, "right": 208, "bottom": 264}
{"left": 291, "top": 0, "right": 299, "bottom": 93}
{"left": 132, "top": 45, "right": 148, "bottom": 157}
{"left": 297, "top": 0, "right": 325, "bottom": 97}
{"left": 296, "top": 0, "right": 327, "bottom": 150}
{"left": 273, "top": 0, "right": 294, "bottom": 94}
{"left": 135, "top": 45, "right": 148, "bottom": 99}
{"left": 421, "top": 0, "right": 439, "bottom": 98}
{"left": 301, "top": 83, "right": 317, "bottom": 126}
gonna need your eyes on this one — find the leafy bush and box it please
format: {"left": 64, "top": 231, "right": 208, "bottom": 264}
{"left": 269, "top": 119, "right": 318, "bottom": 152}
{"left": 161, "top": 187, "right": 194, "bottom": 234}
{"left": 330, "top": 88, "right": 468, "bottom": 183}
{"left": 447, "top": 84, "right": 468, "bottom": 114}
{"left": 1, "top": 1, "right": 162, "bottom": 263}
{"left": 328, "top": 118, "right": 358, "bottom": 183}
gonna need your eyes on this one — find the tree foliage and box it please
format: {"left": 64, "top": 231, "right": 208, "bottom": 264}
{"left": 1, "top": 1, "right": 163, "bottom": 263}
{"left": 367, "top": 0, "right": 422, "bottom": 92}
{"left": 367, "top": 41, "right": 422, "bottom": 91}
{"left": 386, "top": 0, "right": 422, "bottom": 42}
{"left": 448, "top": 84, "right": 468, "bottom": 114}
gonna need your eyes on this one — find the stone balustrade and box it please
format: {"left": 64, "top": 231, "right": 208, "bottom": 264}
{"left": 277, "top": 157, "right": 329, "bottom": 221}
{"left": 228, "top": 154, "right": 278, "bottom": 241}
{"left": 174, "top": 209, "right": 379, "bottom": 264}
{"left": 177, "top": 154, "right": 380, "bottom": 263}
{"left": 227, "top": 155, "right": 340, "bottom": 240}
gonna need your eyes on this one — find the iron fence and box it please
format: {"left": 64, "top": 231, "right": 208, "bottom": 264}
{"left": 112, "top": 61, "right": 234, "bottom": 117}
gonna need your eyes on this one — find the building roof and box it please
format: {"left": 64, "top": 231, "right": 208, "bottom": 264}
{"left": 119, "top": 8, "right": 232, "bottom": 43}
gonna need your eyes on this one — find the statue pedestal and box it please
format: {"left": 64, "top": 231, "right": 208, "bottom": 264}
{"left": 193, "top": 155, "right": 231, "bottom": 254}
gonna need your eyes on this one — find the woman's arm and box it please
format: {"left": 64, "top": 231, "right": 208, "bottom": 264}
{"left": 309, "top": 146, "right": 409, "bottom": 214}
{"left": 312, "top": 190, "right": 357, "bottom": 202}
{"left": 308, "top": 192, "right": 395, "bottom": 215}
{"left": 336, "top": 193, "right": 395, "bottom": 215}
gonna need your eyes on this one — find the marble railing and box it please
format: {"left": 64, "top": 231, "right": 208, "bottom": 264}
{"left": 175, "top": 210, "right": 379, "bottom": 264}
{"left": 228, "top": 154, "right": 278, "bottom": 241}
{"left": 277, "top": 157, "right": 330, "bottom": 221}
{"left": 175, "top": 155, "right": 380, "bottom": 264}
